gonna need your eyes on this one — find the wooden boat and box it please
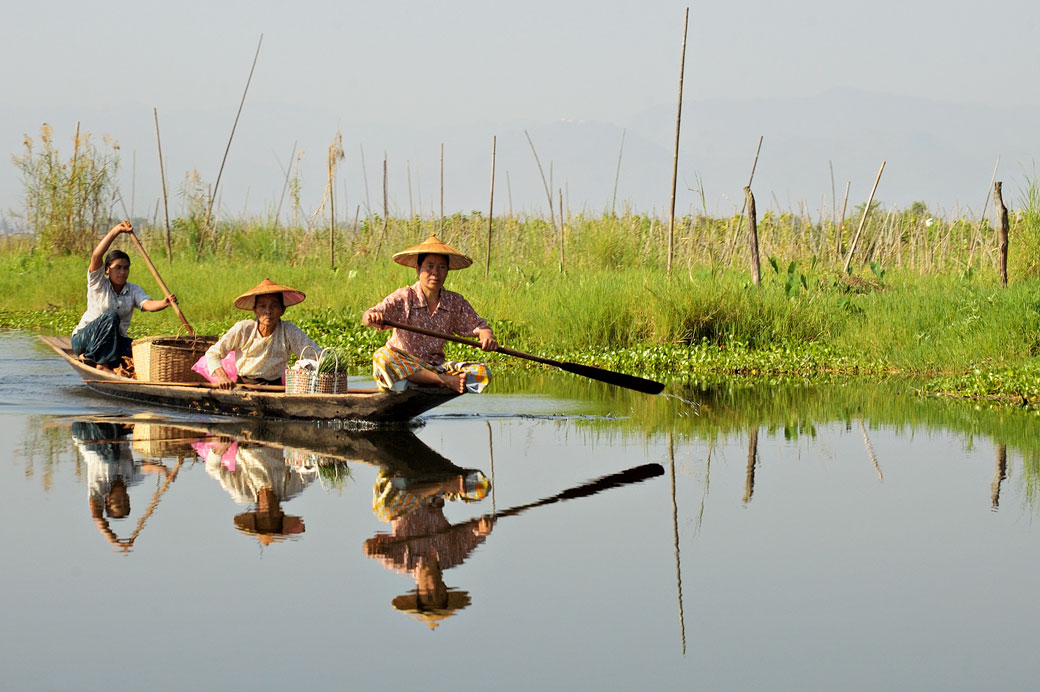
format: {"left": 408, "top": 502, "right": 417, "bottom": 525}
{"left": 39, "top": 335, "right": 459, "bottom": 423}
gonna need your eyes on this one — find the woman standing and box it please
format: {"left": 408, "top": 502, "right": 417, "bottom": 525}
{"left": 71, "top": 221, "right": 176, "bottom": 372}
{"left": 362, "top": 235, "right": 497, "bottom": 393}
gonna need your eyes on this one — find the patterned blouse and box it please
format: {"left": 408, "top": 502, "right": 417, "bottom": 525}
{"left": 364, "top": 282, "right": 492, "bottom": 365}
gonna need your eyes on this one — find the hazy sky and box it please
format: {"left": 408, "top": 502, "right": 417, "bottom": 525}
{"left": 3, "top": 0, "right": 1039, "bottom": 222}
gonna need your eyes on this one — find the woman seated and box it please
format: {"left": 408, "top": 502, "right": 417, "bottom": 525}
{"left": 362, "top": 234, "right": 497, "bottom": 393}
{"left": 71, "top": 220, "right": 176, "bottom": 373}
{"left": 205, "top": 278, "right": 319, "bottom": 389}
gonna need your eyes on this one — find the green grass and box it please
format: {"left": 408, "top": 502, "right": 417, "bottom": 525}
{"left": 2, "top": 212, "right": 1039, "bottom": 405}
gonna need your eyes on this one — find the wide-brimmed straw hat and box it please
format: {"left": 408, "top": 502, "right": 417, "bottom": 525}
{"left": 233, "top": 511, "right": 305, "bottom": 546}
{"left": 233, "top": 278, "right": 307, "bottom": 310}
{"left": 392, "top": 234, "right": 473, "bottom": 270}
{"left": 392, "top": 588, "right": 471, "bottom": 630}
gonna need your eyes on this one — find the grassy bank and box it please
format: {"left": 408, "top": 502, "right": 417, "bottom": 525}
{"left": 2, "top": 213, "right": 1039, "bottom": 403}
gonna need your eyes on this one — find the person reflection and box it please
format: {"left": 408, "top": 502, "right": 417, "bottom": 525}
{"left": 71, "top": 421, "right": 171, "bottom": 550}
{"left": 199, "top": 438, "right": 314, "bottom": 545}
{"left": 364, "top": 465, "right": 494, "bottom": 629}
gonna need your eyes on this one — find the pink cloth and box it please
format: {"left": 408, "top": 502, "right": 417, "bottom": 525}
{"left": 191, "top": 351, "right": 237, "bottom": 383}
{"left": 363, "top": 282, "right": 491, "bottom": 366}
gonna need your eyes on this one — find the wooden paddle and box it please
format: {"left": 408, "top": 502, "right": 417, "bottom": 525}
{"left": 381, "top": 318, "right": 666, "bottom": 395}
{"left": 127, "top": 231, "right": 195, "bottom": 336}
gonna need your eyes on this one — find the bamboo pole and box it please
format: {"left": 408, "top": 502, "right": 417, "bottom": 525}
{"left": 273, "top": 140, "right": 297, "bottom": 231}
{"left": 439, "top": 142, "right": 445, "bottom": 233}
{"left": 559, "top": 188, "right": 565, "bottom": 273}
{"left": 842, "top": 161, "right": 885, "bottom": 274}
{"left": 966, "top": 156, "right": 1000, "bottom": 270}
{"left": 611, "top": 128, "right": 626, "bottom": 216}
{"left": 524, "top": 130, "right": 556, "bottom": 230}
{"left": 836, "top": 180, "right": 850, "bottom": 259}
{"left": 745, "top": 186, "right": 761, "bottom": 286}
{"left": 995, "top": 181, "right": 1009, "bottom": 287}
{"left": 667, "top": 7, "right": 689, "bottom": 275}
{"left": 381, "top": 154, "right": 388, "bottom": 250}
{"left": 992, "top": 443, "right": 1008, "bottom": 509}
{"left": 722, "top": 135, "right": 764, "bottom": 268}
{"left": 206, "top": 34, "right": 263, "bottom": 233}
{"left": 485, "top": 136, "right": 497, "bottom": 277}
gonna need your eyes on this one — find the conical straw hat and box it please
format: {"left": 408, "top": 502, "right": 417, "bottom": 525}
{"left": 233, "top": 278, "right": 307, "bottom": 310}
{"left": 392, "top": 589, "right": 471, "bottom": 630}
{"left": 392, "top": 234, "right": 473, "bottom": 270}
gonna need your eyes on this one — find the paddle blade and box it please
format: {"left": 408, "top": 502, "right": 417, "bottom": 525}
{"left": 555, "top": 360, "right": 666, "bottom": 395}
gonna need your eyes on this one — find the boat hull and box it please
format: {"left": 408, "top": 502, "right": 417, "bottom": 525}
{"left": 39, "top": 335, "right": 459, "bottom": 422}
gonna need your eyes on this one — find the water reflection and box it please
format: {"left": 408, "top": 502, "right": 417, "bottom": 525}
{"left": 199, "top": 439, "right": 313, "bottom": 544}
{"left": 365, "top": 454, "right": 493, "bottom": 629}
{"left": 70, "top": 421, "right": 183, "bottom": 552}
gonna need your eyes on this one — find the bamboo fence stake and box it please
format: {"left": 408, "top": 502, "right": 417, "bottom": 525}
{"left": 360, "top": 144, "right": 372, "bottom": 221}
{"left": 273, "top": 140, "right": 297, "bottom": 231}
{"left": 612, "top": 128, "right": 626, "bottom": 216}
{"left": 667, "top": 7, "right": 690, "bottom": 275}
{"left": 745, "top": 186, "right": 761, "bottom": 286}
{"left": 524, "top": 130, "right": 556, "bottom": 230}
{"left": 206, "top": 34, "right": 263, "bottom": 233}
{"left": 995, "top": 181, "right": 1009, "bottom": 287}
{"left": 836, "top": 180, "right": 850, "bottom": 259}
{"left": 439, "top": 143, "right": 445, "bottom": 234}
{"left": 743, "top": 426, "right": 758, "bottom": 504}
{"left": 381, "top": 154, "right": 388, "bottom": 250}
{"left": 842, "top": 161, "right": 886, "bottom": 274}
{"left": 668, "top": 432, "right": 686, "bottom": 655}
{"left": 152, "top": 110, "right": 173, "bottom": 262}
{"left": 485, "top": 136, "right": 497, "bottom": 277}
{"left": 723, "top": 135, "right": 764, "bottom": 268}
{"left": 559, "top": 188, "right": 566, "bottom": 273}
{"left": 992, "top": 443, "right": 1008, "bottom": 509}
{"left": 967, "top": 156, "right": 1001, "bottom": 270}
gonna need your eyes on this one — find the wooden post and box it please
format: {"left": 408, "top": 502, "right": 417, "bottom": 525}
{"left": 486, "top": 136, "right": 496, "bottom": 277}
{"left": 842, "top": 161, "right": 885, "bottom": 274}
{"left": 558, "top": 188, "right": 565, "bottom": 273}
{"left": 611, "top": 129, "right": 626, "bottom": 216}
{"left": 153, "top": 109, "right": 173, "bottom": 262}
{"left": 836, "top": 180, "right": 850, "bottom": 259}
{"left": 995, "top": 181, "right": 1009, "bottom": 287}
{"left": 667, "top": 7, "right": 689, "bottom": 276}
{"left": 745, "top": 186, "right": 761, "bottom": 286}
{"left": 743, "top": 427, "right": 758, "bottom": 504}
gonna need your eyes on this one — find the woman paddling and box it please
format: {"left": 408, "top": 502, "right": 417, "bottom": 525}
{"left": 362, "top": 235, "right": 497, "bottom": 393}
{"left": 71, "top": 221, "right": 177, "bottom": 373}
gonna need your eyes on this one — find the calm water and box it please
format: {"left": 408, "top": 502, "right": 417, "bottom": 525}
{"left": 2, "top": 329, "right": 1039, "bottom": 692}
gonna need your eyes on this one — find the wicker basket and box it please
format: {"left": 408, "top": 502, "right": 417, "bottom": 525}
{"left": 284, "top": 346, "right": 350, "bottom": 394}
{"left": 132, "top": 335, "right": 217, "bottom": 383}
{"left": 285, "top": 368, "right": 351, "bottom": 394}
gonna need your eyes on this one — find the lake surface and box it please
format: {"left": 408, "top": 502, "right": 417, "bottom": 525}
{"left": 2, "top": 329, "right": 1039, "bottom": 692}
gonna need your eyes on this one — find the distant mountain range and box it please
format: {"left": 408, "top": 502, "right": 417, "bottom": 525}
{"left": 2, "top": 88, "right": 1037, "bottom": 228}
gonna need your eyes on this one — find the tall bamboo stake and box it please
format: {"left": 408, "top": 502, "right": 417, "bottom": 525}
{"left": 524, "top": 130, "right": 556, "bottom": 229}
{"left": 836, "top": 180, "right": 850, "bottom": 259}
{"left": 485, "top": 136, "right": 497, "bottom": 277}
{"left": 558, "top": 188, "right": 565, "bottom": 273}
{"left": 967, "top": 156, "right": 1000, "bottom": 270}
{"left": 667, "top": 7, "right": 689, "bottom": 275}
{"left": 273, "top": 140, "right": 297, "bottom": 231}
{"left": 379, "top": 155, "right": 388, "bottom": 252}
{"left": 360, "top": 144, "right": 372, "bottom": 220}
{"left": 842, "top": 161, "right": 886, "bottom": 274}
{"left": 612, "top": 128, "right": 626, "bottom": 215}
{"left": 745, "top": 186, "right": 761, "bottom": 286}
{"left": 995, "top": 181, "right": 1009, "bottom": 287}
{"left": 206, "top": 34, "right": 263, "bottom": 233}
{"left": 439, "top": 142, "right": 445, "bottom": 233}
{"left": 153, "top": 109, "right": 172, "bottom": 262}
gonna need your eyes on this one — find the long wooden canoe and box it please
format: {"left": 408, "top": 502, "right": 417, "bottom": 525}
{"left": 39, "top": 335, "right": 459, "bottom": 423}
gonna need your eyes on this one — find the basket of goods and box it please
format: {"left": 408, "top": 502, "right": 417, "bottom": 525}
{"left": 132, "top": 335, "right": 218, "bottom": 383}
{"left": 284, "top": 346, "right": 351, "bottom": 394}
{"left": 131, "top": 422, "right": 198, "bottom": 459}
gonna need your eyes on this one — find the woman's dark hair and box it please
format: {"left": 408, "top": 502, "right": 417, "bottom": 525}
{"left": 416, "top": 253, "right": 449, "bottom": 270}
{"left": 104, "top": 249, "right": 131, "bottom": 270}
